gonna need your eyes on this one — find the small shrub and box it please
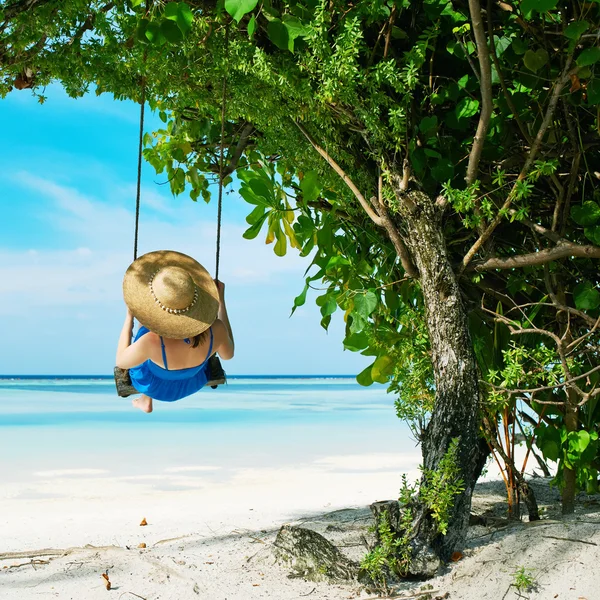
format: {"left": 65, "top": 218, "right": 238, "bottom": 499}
{"left": 511, "top": 566, "right": 537, "bottom": 594}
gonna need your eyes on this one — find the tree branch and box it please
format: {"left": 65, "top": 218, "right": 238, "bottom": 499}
{"left": 69, "top": 2, "right": 115, "bottom": 45}
{"left": 460, "top": 56, "right": 576, "bottom": 271}
{"left": 2, "top": 0, "right": 52, "bottom": 21}
{"left": 371, "top": 192, "right": 419, "bottom": 278}
{"left": 301, "top": 197, "right": 351, "bottom": 221}
{"left": 294, "top": 120, "right": 384, "bottom": 226}
{"left": 221, "top": 122, "right": 254, "bottom": 178}
{"left": 294, "top": 121, "right": 418, "bottom": 277}
{"left": 487, "top": 0, "right": 532, "bottom": 145}
{"left": 506, "top": 209, "right": 562, "bottom": 243}
{"left": 471, "top": 241, "right": 600, "bottom": 272}
{"left": 465, "top": 0, "right": 493, "bottom": 186}
{"left": 483, "top": 364, "right": 600, "bottom": 397}
{"left": 485, "top": 305, "right": 586, "bottom": 398}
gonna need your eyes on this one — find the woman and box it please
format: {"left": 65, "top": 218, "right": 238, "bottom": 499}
{"left": 116, "top": 250, "right": 234, "bottom": 413}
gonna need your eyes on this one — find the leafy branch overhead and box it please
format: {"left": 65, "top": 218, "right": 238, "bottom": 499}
{"left": 3, "top": 0, "right": 600, "bottom": 548}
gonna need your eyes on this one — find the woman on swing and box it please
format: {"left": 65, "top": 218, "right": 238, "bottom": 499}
{"left": 116, "top": 250, "right": 235, "bottom": 413}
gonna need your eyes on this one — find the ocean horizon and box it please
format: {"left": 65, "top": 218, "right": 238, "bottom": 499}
{"left": 0, "top": 374, "right": 358, "bottom": 380}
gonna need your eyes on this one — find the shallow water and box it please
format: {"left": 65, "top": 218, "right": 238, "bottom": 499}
{"left": 0, "top": 376, "right": 416, "bottom": 484}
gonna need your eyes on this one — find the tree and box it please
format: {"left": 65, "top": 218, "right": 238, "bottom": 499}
{"left": 2, "top": 0, "right": 600, "bottom": 566}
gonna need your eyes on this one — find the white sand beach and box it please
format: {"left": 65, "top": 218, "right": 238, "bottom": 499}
{"left": 2, "top": 468, "right": 600, "bottom": 600}
{"left": 2, "top": 380, "right": 599, "bottom": 599}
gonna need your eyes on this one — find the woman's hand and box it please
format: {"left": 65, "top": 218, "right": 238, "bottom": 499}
{"left": 125, "top": 306, "right": 134, "bottom": 328}
{"left": 214, "top": 279, "right": 225, "bottom": 302}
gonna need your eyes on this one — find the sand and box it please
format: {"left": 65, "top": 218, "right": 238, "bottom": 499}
{"left": 2, "top": 473, "right": 599, "bottom": 600}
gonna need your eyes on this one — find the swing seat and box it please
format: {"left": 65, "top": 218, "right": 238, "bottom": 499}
{"left": 113, "top": 355, "right": 227, "bottom": 398}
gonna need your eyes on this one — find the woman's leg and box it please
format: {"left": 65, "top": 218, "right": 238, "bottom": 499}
{"left": 132, "top": 394, "right": 153, "bottom": 413}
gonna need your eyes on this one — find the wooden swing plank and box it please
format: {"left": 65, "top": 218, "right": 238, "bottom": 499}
{"left": 114, "top": 356, "right": 226, "bottom": 397}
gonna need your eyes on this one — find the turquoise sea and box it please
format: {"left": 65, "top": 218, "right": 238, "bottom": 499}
{"left": 0, "top": 376, "right": 416, "bottom": 484}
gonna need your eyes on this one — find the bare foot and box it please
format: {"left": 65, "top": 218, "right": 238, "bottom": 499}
{"left": 132, "top": 394, "right": 153, "bottom": 413}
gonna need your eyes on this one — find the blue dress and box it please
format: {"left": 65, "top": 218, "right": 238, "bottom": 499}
{"left": 129, "top": 326, "right": 213, "bottom": 402}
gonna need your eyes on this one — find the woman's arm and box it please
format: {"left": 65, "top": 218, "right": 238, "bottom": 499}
{"left": 215, "top": 281, "right": 234, "bottom": 360}
{"left": 115, "top": 309, "right": 151, "bottom": 369}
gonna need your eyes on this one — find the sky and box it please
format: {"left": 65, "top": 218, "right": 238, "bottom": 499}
{"left": 0, "top": 85, "right": 371, "bottom": 375}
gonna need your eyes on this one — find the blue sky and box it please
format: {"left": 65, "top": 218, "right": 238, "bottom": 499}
{"left": 0, "top": 86, "right": 371, "bottom": 375}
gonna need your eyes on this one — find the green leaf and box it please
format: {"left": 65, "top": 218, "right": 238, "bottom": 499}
{"left": 564, "top": 21, "right": 589, "bottom": 40}
{"left": 136, "top": 17, "right": 150, "bottom": 42}
{"left": 584, "top": 225, "right": 600, "bottom": 245}
{"left": 356, "top": 363, "right": 374, "bottom": 387}
{"left": 248, "top": 177, "right": 273, "bottom": 204}
{"left": 160, "top": 19, "right": 183, "bottom": 43}
{"left": 536, "top": 424, "right": 562, "bottom": 461}
{"left": 571, "top": 201, "right": 600, "bottom": 226}
{"left": 245, "top": 204, "right": 265, "bottom": 225}
{"left": 371, "top": 355, "right": 395, "bottom": 383}
{"left": 573, "top": 281, "right": 600, "bottom": 311}
{"left": 512, "top": 38, "right": 528, "bottom": 55}
{"left": 523, "top": 48, "right": 548, "bottom": 72}
{"left": 494, "top": 35, "right": 512, "bottom": 56}
{"left": 541, "top": 440, "right": 561, "bottom": 462}
{"left": 423, "top": 148, "right": 441, "bottom": 159}
{"left": 325, "top": 256, "right": 351, "bottom": 271}
{"left": 267, "top": 18, "right": 289, "bottom": 50}
{"left": 291, "top": 281, "right": 309, "bottom": 315}
{"left": 164, "top": 2, "right": 180, "bottom": 21}
{"left": 384, "top": 288, "right": 399, "bottom": 312}
{"left": 224, "top": 0, "right": 259, "bottom": 23}
{"left": 568, "top": 430, "right": 591, "bottom": 453}
{"left": 320, "top": 295, "right": 337, "bottom": 317}
{"left": 343, "top": 332, "right": 369, "bottom": 352}
{"left": 521, "top": 0, "right": 558, "bottom": 17}
{"left": 282, "top": 14, "right": 309, "bottom": 52}
{"left": 145, "top": 20, "right": 165, "bottom": 44}
{"left": 248, "top": 14, "right": 256, "bottom": 38}
{"left": 242, "top": 213, "right": 267, "bottom": 239}
{"left": 577, "top": 47, "right": 600, "bottom": 67}
{"left": 419, "top": 116, "right": 438, "bottom": 135}
{"left": 299, "top": 171, "right": 321, "bottom": 202}
{"left": 353, "top": 291, "right": 378, "bottom": 319}
{"left": 274, "top": 223, "right": 287, "bottom": 256}
{"left": 350, "top": 312, "right": 367, "bottom": 334}
{"left": 177, "top": 3, "right": 193, "bottom": 33}
{"left": 587, "top": 80, "right": 600, "bottom": 105}
{"left": 431, "top": 158, "right": 454, "bottom": 182}
{"left": 455, "top": 97, "right": 479, "bottom": 119}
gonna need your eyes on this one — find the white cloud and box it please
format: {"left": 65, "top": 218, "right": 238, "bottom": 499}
{"left": 0, "top": 173, "right": 311, "bottom": 315}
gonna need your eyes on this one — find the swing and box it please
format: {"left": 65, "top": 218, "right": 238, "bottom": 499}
{"left": 114, "top": 32, "right": 230, "bottom": 397}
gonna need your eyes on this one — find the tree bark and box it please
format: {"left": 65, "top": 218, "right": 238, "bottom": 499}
{"left": 556, "top": 287, "right": 578, "bottom": 514}
{"left": 393, "top": 187, "right": 488, "bottom": 561}
{"left": 562, "top": 392, "right": 578, "bottom": 514}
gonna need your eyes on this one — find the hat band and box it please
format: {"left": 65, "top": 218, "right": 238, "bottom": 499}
{"left": 148, "top": 271, "right": 199, "bottom": 315}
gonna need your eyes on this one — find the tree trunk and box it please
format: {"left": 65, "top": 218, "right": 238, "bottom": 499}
{"left": 394, "top": 188, "right": 488, "bottom": 561}
{"left": 556, "top": 287, "right": 578, "bottom": 515}
{"left": 562, "top": 397, "right": 578, "bottom": 514}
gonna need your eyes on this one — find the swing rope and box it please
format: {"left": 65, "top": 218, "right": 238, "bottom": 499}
{"left": 133, "top": 56, "right": 147, "bottom": 262}
{"left": 215, "top": 20, "right": 230, "bottom": 283}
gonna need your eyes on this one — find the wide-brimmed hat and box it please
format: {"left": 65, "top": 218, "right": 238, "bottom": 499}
{"left": 123, "top": 250, "right": 219, "bottom": 339}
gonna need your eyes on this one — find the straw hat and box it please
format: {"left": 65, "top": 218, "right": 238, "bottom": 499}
{"left": 123, "top": 250, "right": 219, "bottom": 339}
